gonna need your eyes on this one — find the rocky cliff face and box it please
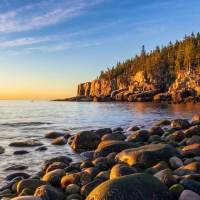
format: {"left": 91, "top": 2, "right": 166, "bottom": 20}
{"left": 75, "top": 68, "right": 200, "bottom": 104}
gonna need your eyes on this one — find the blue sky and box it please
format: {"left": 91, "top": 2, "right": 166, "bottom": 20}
{"left": 0, "top": 0, "right": 200, "bottom": 99}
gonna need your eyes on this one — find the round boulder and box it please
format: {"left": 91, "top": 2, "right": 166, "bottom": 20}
{"left": 86, "top": 173, "right": 173, "bottom": 200}
{"left": 171, "top": 119, "right": 190, "bottom": 129}
{"left": 71, "top": 131, "right": 101, "bottom": 150}
{"left": 126, "top": 130, "right": 150, "bottom": 142}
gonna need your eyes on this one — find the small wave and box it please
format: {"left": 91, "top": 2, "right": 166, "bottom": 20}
{"left": 0, "top": 122, "right": 52, "bottom": 127}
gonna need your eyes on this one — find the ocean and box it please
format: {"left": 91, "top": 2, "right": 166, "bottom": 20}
{"left": 0, "top": 100, "right": 199, "bottom": 187}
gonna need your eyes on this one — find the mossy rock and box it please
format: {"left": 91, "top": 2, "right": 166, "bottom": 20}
{"left": 153, "top": 119, "right": 171, "bottom": 126}
{"left": 9, "top": 140, "right": 43, "bottom": 147}
{"left": 169, "top": 184, "right": 185, "bottom": 200}
{"left": 86, "top": 173, "right": 173, "bottom": 200}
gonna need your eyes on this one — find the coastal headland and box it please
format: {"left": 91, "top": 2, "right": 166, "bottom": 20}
{"left": 1, "top": 115, "right": 200, "bottom": 199}
{"left": 55, "top": 69, "right": 200, "bottom": 105}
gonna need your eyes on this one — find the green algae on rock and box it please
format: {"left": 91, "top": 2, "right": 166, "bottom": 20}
{"left": 86, "top": 173, "right": 173, "bottom": 200}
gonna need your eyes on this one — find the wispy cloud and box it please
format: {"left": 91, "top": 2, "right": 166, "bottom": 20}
{"left": 0, "top": 36, "right": 58, "bottom": 47}
{"left": 0, "top": 0, "right": 105, "bottom": 33}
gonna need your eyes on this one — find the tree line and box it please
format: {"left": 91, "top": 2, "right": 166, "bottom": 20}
{"left": 99, "top": 32, "right": 200, "bottom": 80}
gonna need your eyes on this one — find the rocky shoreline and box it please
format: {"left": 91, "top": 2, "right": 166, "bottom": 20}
{"left": 54, "top": 70, "right": 200, "bottom": 104}
{"left": 1, "top": 115, "right": 200, "bottom": 199}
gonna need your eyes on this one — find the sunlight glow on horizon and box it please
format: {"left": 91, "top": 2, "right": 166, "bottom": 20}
{"left": 0, "top": 0, "right": 200, "bottom": 99}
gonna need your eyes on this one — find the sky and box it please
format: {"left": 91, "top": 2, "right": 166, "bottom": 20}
{"left": 0, "top": 0, "right": 200, "bottom": 100}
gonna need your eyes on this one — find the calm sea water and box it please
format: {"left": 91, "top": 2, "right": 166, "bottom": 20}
{"left": 0, "top": 100, "right": 199, "bottom": 187}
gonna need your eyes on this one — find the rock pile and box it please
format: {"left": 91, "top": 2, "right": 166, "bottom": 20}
{"left": 1, "top": 116, "right": 200, "bottom": 199}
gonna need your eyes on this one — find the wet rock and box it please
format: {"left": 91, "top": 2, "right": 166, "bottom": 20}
{"left": 178, "top": 190, "right": 200, "bottom": 200}
{"left": 176, "top": 174, "right": 200, "bottom": 182}
{"left": 61, "top": 171, "right": 92, "bottom": 188}
{"left": 174, "top": 162, "right": 200, "bottom": 176}
{"left": 86, "top": 173, "right": 173, "bottom": 200}
{"left": 92, "top": 157, "right": 115, "bottom": 169}
{"left": 83, "top": 167, "right": 101, "bottom": 180}
{"left": 4, "top": 165, "right": 28, "bottom": 171}
{"left": 170, "top": 131, "right": 185, "bottom": 142}
{"left": 125, "top": 126, "right": 139, "bottom": 131}
{"left": 65, "top": 184, "right": 81, "bottom": 195}
{"left": 171, "top": 119, "right": 190, "bottom": 129}
{"left": 153, "top": 119, "right": 171, "bottom": 126}
{"left": 80, "top": 179, "right": 103, "bottom": 198}
{"left": 51, "top": 137, "right": 66, "bottom": 145}
{"left": 169, "top": 184, "right": 185, "bottom": 200}
{"left": 9, "top": 140, "right": 43, "bottom": 147}
{"left": 101, "top": 131, "right": 126, "bottom": 141}
{"left": 34, "top": 185, "right": 66, "bottom": 200}
{"left": 149, "top": 126, "right": 164, "bottom": 136}
{"left": 185, "top": 137, "right": 200, "bottom": 145}
{"left": 93, "top": 141, "right": 140, "bottom": 158}
{"left": 80, "top": 161, "right": 94, "bottom": 169}
{"left": 110, "top": 164, "right": 137, "bottom": 179}
{"left": 46, "top": 162, "right": 68, "bottom": 173}
{"left": 192, "top": 115, "right": 200, "bottom": 122}
{"left": 71, "top": 131, "right": 101, "bottom": 150}
{"left": 154, "top": 169, "right": 177, "bottom": 187}
{"left": 112, "top": 127, "right": 123, "bottom": 132}
{"left": 181, "top": 144, "right": 200, "bottom": 158}
{"left": 0, "top": 189, "right": 12, "bottom": 195}
{"left": 168, "top": 157, "right": 183, "bottom": 170}
{"left": 66, "top": 194, "right": 83, "bottom": 200}
{"left": 80, "top": 151, "right": 94, "bottom": 159}
{"left": 12, "top": 197, "right": 42, "bottom": 200}
{"left": 115, "top": 143, "right": 179, "bottom": 167}
{"left": 5, "top": 173, "right": 30, "bottom": 181}
{"left": 42, "top": 169, "right": 66, "bottom": 186}
{"left": 147, "top": 135, "right": 161, "bottom": 143}
{"left": 183, "top": 126, "right": 200, "bottom": 138}
{"left": 0, "top": 146, "right": 5, "bottom": 154}
{"left": 93, "top": 128, "right": 112, "bottom": 138}
{"left": 94, "top": 171, "right": 110, "bottom": 181}
{"left": 44, "top": 131, "right": 65, "bottom": 138}
{"left": 17, "top": 179, "right": 50, "bottom": 193}
{"left": 35, "top": 146, "right": 47, "bottom": 151}
{"left": 19, "top": 188, "right": 34, "bottom": 196}
{"left": 180, "top": 178, "right": 200, "bottom": 195}
{"left": 64, "top": 165, "right": 80, "bottom": 173}
{"left": 126, "top": 130, "right": 150, "bottom": 142}
{"left": 13, "top": 150, "right": 29, "bottom": 155}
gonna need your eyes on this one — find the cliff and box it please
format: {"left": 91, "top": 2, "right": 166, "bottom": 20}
{"left": 74, "top": 68, "right": 200, "bottom": 104}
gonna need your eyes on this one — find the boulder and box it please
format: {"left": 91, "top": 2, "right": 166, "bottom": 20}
{"left": 86, "top": 173, "right": 173, "bottom": 200}
{"left": 110, "top": 164, "right": 137, "bottom": 179}
{"left": 51, "top": 137, "right": 66, "bottom": 145}
{"left": 174, "top": 162, "right": 200, "bottom": 176}
{"left": 171, "top": 119, "right": 190, "bottom": 129}
{"left": 178, "top": 190, "right": 200, "bottom": 200}
{"left": 115, "top": 143, "right": 179, "bottom": 167}
{"left": 181, "top": 144, "right": 200, "bottom": 158}
{"left": 180, "top": 179, "right": 200, "bottom": 195}
{"left": 101, "top": 132, "right": 126, "bottom": 141}
{"left": 9, "top": 140, "right": 43, "bottom": 147}
{"left": 153, "top": 169, "right": 177, "bottom": 187}
{"left": 71, "top": 131, "right": 101, "bottom": 150}
{"left": 93, "top": 128, "right": 112, "bottom": 138}
{"left": 93, "top": 141, "right": 140, "bottom": 158}
{"left": 61, "top": 172, "right": 92, "bottom": 188}
{"left": 153, "top": 119, "right": 171, "bottom": 126}
{"left": 17, "top": 179, "right": 50, "bottom": 193}
{"left": 44, "top": 132, "right": 65, "bottom": 138}
{"left": 126, "top": 130, "right": 150, "bottom": 142}
{"left": 42, "top": 169, "right": 66, "bottom": 186}
{"left": 34, "top": 185, "right": 66, "bottom": 200}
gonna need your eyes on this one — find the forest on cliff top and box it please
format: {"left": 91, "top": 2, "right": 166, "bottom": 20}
{"left": 99, "top": 32, "right": 200, "bottom": 80}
